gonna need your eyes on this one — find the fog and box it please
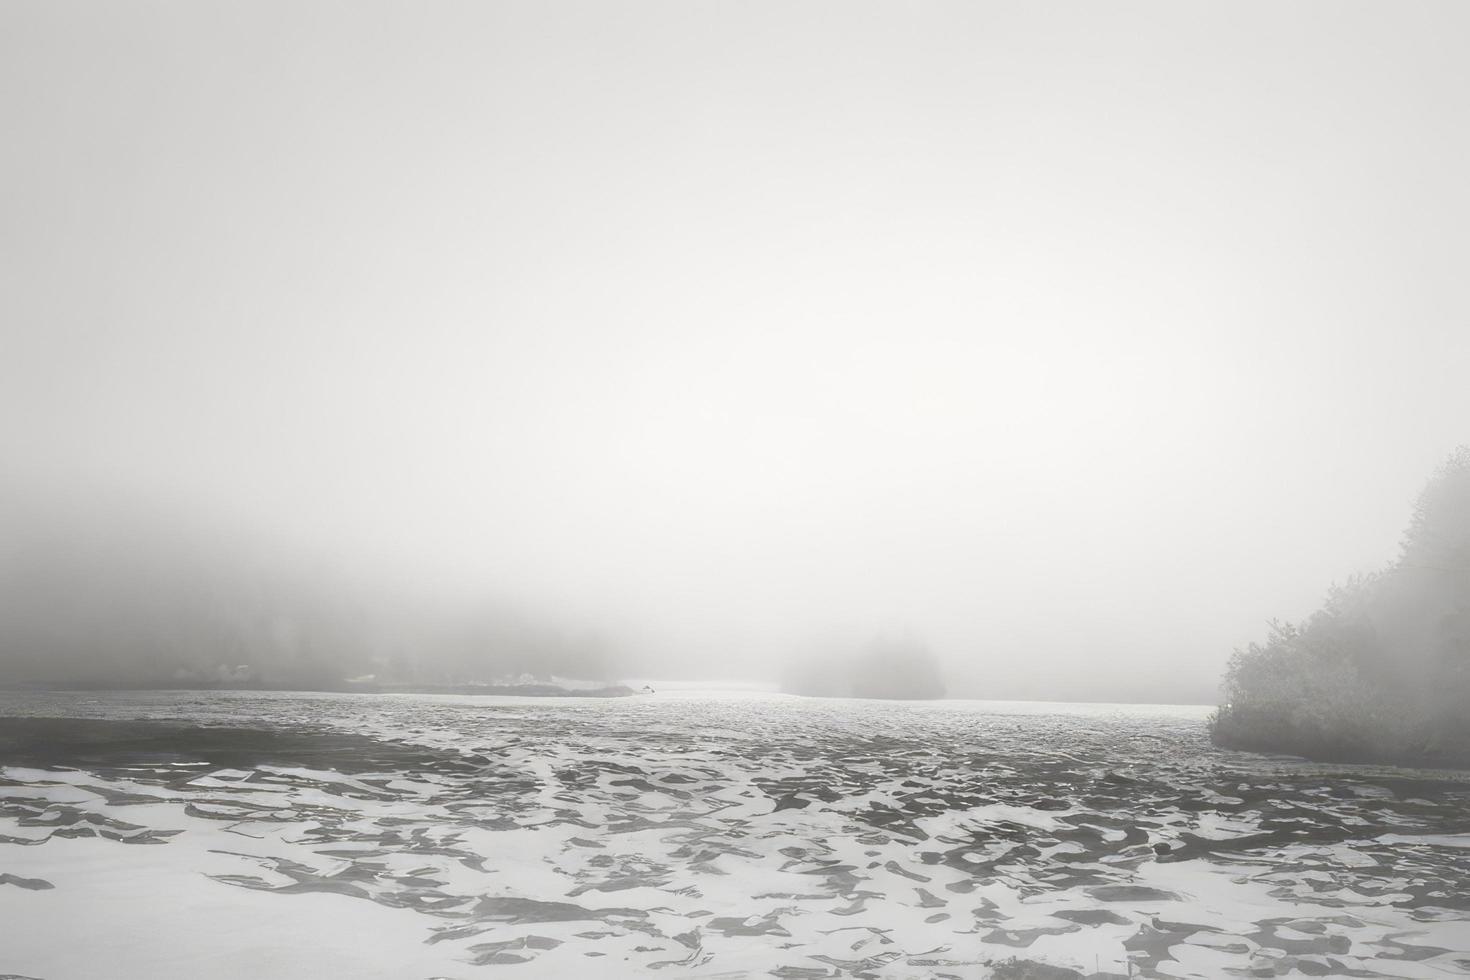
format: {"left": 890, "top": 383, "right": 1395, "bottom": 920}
{"left": 3, "top": 1, "right": 1468, "bottom": 702}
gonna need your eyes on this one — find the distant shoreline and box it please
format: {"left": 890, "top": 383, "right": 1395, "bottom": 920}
{"left": 0, "top": 682, "right": 637, "bottom": 698}
{"left": 351, "top": 682, "right": 637, "bottom": 698}
{"left": 0, "top": 684, "right": 1220, "bottom": 709}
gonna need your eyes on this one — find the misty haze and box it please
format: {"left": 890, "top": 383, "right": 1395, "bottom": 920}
{"left": 3, "top": 2, "right": 1469, "bottom": 979}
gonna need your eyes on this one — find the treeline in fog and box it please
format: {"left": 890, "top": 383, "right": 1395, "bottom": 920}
{"left": 1212, "top": 447, "right": 1470, "bottom": 766}
{"left": 0, "top": 494, "right": 614, "bottom": 690}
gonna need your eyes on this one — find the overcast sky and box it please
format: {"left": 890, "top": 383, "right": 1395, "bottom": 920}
{"left": 4, "top": 1, "right": 1468, "bottom": 701}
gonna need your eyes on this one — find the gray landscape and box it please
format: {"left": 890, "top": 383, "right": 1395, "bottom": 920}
{"left": 2, "top": 1, "right": 1468, "bottom": 978}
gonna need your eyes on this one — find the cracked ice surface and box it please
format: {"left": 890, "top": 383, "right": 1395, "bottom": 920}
{"left": 2, "top": 690, "right": 1470, "bottom": 979}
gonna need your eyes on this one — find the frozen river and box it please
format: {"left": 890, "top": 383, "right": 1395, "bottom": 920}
{"left": 2, "top": 690, "right": 1469, "bottom": 978}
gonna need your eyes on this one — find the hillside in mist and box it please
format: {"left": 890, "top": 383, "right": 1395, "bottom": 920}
{"left": 0, "top": 492, "right": 614, "bottom": 690}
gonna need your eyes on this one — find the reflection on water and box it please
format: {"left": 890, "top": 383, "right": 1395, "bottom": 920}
{"left": 3, "top": 691, "right": 1470, "bottom": 978}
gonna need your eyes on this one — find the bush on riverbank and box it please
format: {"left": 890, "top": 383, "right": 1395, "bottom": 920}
{"left": 1211, "top": 447, "right": 1470, "bottom": 767}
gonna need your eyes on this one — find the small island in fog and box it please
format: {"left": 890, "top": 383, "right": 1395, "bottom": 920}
{"left": 781, "top": 632, "right": 946, "bottom": 699}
